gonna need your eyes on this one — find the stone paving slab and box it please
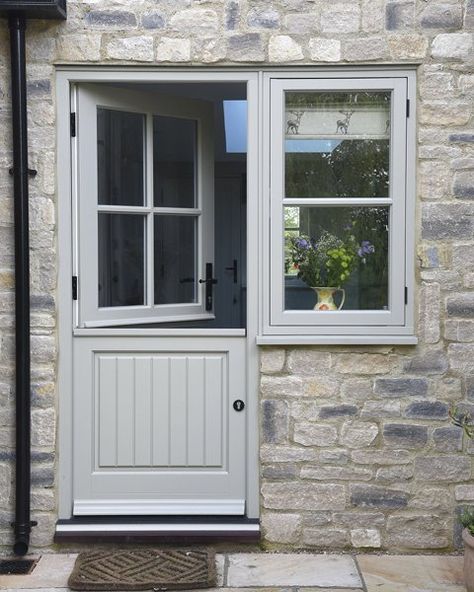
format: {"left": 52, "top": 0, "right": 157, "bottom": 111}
{"left": 226, "top": 553, "right": 362, "bottom": 588}
{"left": 357, "top": 554, "right": 465, "bottom": 592}
{"left": 0, "top": 555, "right": 77, "bottom": 590}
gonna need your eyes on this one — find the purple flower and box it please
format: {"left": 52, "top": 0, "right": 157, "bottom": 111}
{"left": 357, "top": 240, "right": 375, "bottom": 258}
{"left": 295, "top": 237, "right": 310, "bottom": 250}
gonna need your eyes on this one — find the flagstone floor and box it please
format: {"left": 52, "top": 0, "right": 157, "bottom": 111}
{"left": 0, "top": 552, "right": 466, "bottom": 592}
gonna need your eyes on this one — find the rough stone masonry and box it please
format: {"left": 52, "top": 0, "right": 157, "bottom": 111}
{"left": 0, "top": 0, "right": 473, "bottom": 553}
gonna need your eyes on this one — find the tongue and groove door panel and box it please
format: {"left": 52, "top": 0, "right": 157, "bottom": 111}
{"left": 73, "top": 336, "right": 246, "bottom": 516}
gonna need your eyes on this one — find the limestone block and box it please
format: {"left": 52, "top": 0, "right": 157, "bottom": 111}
{"left": 31, "top": 335, "right": 56, "bottom": 365}
{"left": 454, "top": 245, "right": 474, "bottom": 270}
{"left": 339, "top": 421, "right": 378, "bottom": 449}
{"left": 415, "top": 455, "right": 471, "bottom": 481}
{"left": 342, "top": 37, "right": 389, "bottom": 61}
{"left": 262, "top": 464, "right": 299, "bottom": 479}
{"left": 155, "top": 38, "right": 191, "bottom": 62}
{"left": 262, "top": 399, "right": 289, "bottom": 444}
{"left": 268, "top": 35, "right": 304, "bottom": 62}
{"left": 386, "top": 515, "right": 449, "bottom": 549}
{"left": 383, "top": 423, "right": 428, "bottom": 449}
{"left": 419, "top": 282, "right": 441, "bottom": 344}
{"left": 57, "top": 33, "right": 102, "bottom": 62}
{"left": 321, "top": 4, "right": 360, "bottom": 33}
{"left": 333, "top": 353, "right": 393, "bottom": 375}
{"left": 141, "top": 12, "right": 166, "bottom": 30}
{"left": 319, "top": 448, "right": 350, "bottom": 465}
{"left": 261, "top": 512, "right": 301, "bottom": 543}
{"left": 403, "top": 400, "right": 449, "bottom": 420}
{"left": 374, "top": 377, "right": 429, "bottom": 397}
{"left": 420, "top": 4, "right": 463, "bottom": 29}
{"left": 445, "top": 320, "right": 474, "bottom": 342}
{"left": 361, "top": 0, "right": 384, "bottom": 32}
{"left": 431, "top": 33, "right": 473, "bottom": 60}
{"left": 0, "top": 463, "right": 11, "bottom": 505}
{"left": 454, "top": 171, "right": 474, "bottom": 199}
{"left": 433, "top": 426, "right": 463, "bottom": 452}
{"left": 319, "top": 404, "right": 358, "bottom": 419}
{"left": 284, "top": 13, "right": 319, "bottom": 35}
{"left": 303, "top": 376, "right": 339, "bottom": 398}
{"left": 350, "top": 484, "right": 408, "bottom": 509}
{"left": 106, "top": 36, "right": 154, "bottom": 61}
{"left": 227, "top": 33, "right": 265, "bottom": 62}
{"left": 260, "top": 444, "right": 318, "bottom": 463}
{"left": 448, "top": 343, "right": 474, "bottom": 372}
{"left": 375, "top": 464, "right": 414, "bottom": 482}
{"left": 293, "top": 423, "right": 338, "bottom": 447}
{"left": 31, "top": 408, "right": 55, "bottom": 448}
{"left": 247, "top": 8, "right": 280, "bottom": 29}
{"left": 351, "top": 528, "right": 381, "bottom": 548}
{"left": 309, "top": 38, "right": 341, "bottom": 62}
{"left": 419, "top": 160, "right": 449, "bottom": 200}
{"left": 409, "top": 487, "right": 452, "bottom": 510}
{"left": 404, "top": 350, "right": 449, "bottom": 375}
{"left": 455, "top": 485, "right": 474, "bottom": 501}
{"left": 385, "top": 2, "right": 415, "bottom": 30}
{"left": 388, "top": 33, "right": 428, "bottom": 59}
{"left": 420, "top": 101, "right": 472, "bottom": 126}
{"left": 261, "top": 375, "right": 304, "bottom": 398}
{"left": 170, "top": 9, "right": 219, "bottom": 35}
{"left": 290, "top": 400, "right": 320, "bottom": 421}
{"left": 86, "top": 10, "right": 137, "bottom": 28}
{"left": 361, "top": 400, "right": 401, "bottom": 418}
{"left": 303, "top": 527, "right": 349, "bottom": 548}
{"left": 287, "top": 349, "right": 331, "bottom": 375}
{"left": 225, "top": 1, "right": 239, "bottom": 30}
{"left": 262, "top": 482, "right": 346, "bottom": 510}
{"left": 260, "top": 348, "right": 286, "bottom": 374}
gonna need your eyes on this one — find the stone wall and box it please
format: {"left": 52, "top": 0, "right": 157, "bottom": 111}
{"left": 0, "top": 0, "right": 473, "bottom": 553}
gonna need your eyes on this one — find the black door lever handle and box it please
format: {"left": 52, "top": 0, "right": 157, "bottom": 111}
{"left": 199, "top": 263, "right": 217, "bottom": 311}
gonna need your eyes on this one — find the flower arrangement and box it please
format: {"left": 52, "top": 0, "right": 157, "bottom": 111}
{"left": 288, "top": 230, "right": 374, "bottom": 288}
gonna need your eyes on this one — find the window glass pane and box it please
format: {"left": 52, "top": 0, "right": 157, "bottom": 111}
{"left": 98, "top": 214, "right": 145, "bottom": 307}
{"left": 284, "top": 206, "right": 389, "bottom": 311}
{"left": 154, "top": 116, "right": 196, "bottom": 208}
{"left": 97, "top": 109, "right": 145, "bottom": 206}
{"left": 285, "top": 92, "right": 390, "bottom": 198}
{"left": 154, "top": 215, "right": 197, "bottom": 304}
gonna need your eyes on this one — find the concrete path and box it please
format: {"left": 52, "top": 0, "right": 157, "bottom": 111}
{"left": 0, "top": 552, "right": 466, "bottom": 592}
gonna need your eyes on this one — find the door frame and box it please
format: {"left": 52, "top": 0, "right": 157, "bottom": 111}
{"left": 56, "top": 68, "right": 261, "bottom": 521}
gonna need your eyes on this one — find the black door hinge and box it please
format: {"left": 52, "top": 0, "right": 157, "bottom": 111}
{"left": 405, "top": 286, "right": 408, "bottom": 305}
{"left": 406, "top": 99, "right": 410, "bottom": 118}
{"left": 70, "top": 112, "right": 76, "bottom": 137}
{"left": 72, "top": 276, "right": 78, "bottom": 300}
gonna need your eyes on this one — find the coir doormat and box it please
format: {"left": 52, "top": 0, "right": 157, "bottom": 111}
{"left": 68, "top": 548, "right": 216, "bottom": 591}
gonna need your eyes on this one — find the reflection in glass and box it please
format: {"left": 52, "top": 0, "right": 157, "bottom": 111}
{"left": 98, "top": 214, "right": 145, "bottom": 307}
{"left": 284, "top": 207, "right": 389, "bottom": 311}
{"left": 154, "top": 116, "right": 196, "bottom": 207}
{"left": 285, "top": 92, "right": 390, "bottom": 198}
{"left": 97, "top": 109, "right": 145, "bottom": 206}
{"left": 154, "top": 216, "right": 196, "bottom": 304}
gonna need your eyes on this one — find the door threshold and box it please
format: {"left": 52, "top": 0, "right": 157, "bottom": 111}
{"left": 54, "top": 516, "right": 260, "bottom": 544}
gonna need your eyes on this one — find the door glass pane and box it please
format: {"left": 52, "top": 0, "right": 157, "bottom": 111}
{"left": 284, "top": 206, "right": 389, "bottom": 311}
{"left": 154, "top": 215, "right": 197, "bottom": 304}
{"left": 98, "top": 214, "right": 145, "bottom": 307}
{"left": 285, "top": 92, "right": 390, "bottom": 198}
{"left": 97, "top": 109, "right": 145, "bottom": 206}
{"left": 153, "top": 116, "right": 197, "bottom": 208}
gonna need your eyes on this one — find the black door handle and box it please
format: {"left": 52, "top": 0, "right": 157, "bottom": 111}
{"left": 225, "top": 259, "right": 238, "bottom": 284}
{"left": 199, "top": 263, "right": 217, "bottom": 311}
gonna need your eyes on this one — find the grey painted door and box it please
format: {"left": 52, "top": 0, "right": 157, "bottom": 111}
{"left": 72, "top": 85, "right": 247, "bottom": 515}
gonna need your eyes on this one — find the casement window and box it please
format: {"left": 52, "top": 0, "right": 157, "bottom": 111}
{"left": 260, "top": 73, "right": 416, "bottom": 344}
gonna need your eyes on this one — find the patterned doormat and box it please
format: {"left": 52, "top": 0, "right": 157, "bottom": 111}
{"left": 68, "top": 549, "right": 216, "bottom": 591}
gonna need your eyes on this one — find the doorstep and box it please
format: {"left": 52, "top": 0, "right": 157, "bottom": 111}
{"left": 54, "top": 516, "right": 260, "bottom": 544}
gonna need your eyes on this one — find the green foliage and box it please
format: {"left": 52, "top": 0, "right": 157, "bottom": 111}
{"left": 449, "top": 405, "right": 474, "bottom": 439}
{"left": 460, "top": 508, "right": 474, "bottom": 537}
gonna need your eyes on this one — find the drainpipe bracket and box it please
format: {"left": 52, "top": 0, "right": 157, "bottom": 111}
{"left": 8, "top": 167, "right": 37, "bottom": 177}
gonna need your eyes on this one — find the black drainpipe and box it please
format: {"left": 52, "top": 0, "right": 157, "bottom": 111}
{"left": 8, "top": 13, "right": 34, "bottom": 557}
{"left": 2, "top": 1, "right": 67, "bottom": 555}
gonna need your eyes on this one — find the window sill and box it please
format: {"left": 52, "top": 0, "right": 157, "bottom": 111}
{"left": 256, "top": 334, "right": 418, "bottom": 345}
